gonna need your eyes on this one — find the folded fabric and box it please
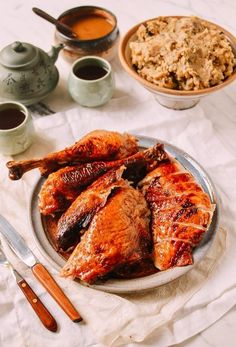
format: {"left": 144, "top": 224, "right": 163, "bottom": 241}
{"left": 0, "top": 95, "right": 236, "bottom": 347}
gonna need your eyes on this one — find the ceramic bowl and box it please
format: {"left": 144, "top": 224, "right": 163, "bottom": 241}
{"left": 0, "top": 101, "right": 34, "bottom": 155}
{"left": 68, "top": 56, "right": 114, "bottom": 107}
{"left": 119, "top": 16, "right": 236, "bottom": 110}
{"left": 54, "top": 6, "right": 120, "bottom": 63}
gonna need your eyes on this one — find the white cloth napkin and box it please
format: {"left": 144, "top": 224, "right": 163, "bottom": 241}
{"left": 1, "top": 92, "right": 236, "bottom": 347}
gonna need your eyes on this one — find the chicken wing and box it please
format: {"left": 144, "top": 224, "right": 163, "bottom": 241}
{"left": 38, "top": 143, "right": 167, "bottom": 216}
{"left": 6, "top": 130, "right": 138, "bottom": 180}
{"left": 60, "top": 184, "right": 151, "bottom": 283}
{"left": 139, "top": 159, "right": 215, "bottom": 270}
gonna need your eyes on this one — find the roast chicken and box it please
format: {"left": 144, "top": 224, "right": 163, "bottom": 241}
{"left": 38, "top": 144, "right": 167, "bottom": 216}
{"left": 6, "top": 130, "right": 138, "bottom": 180}
{"left": 139, "top": 159, "right": 215, "bottom": 270}
{"left": 56, "top": 166, "right": 127, "bottom": 251}
{"left": 5, "top": 125, "right": 214, "bottom": 282}
{"left": 60, "top": 181, "right": 151, "bottom": 283}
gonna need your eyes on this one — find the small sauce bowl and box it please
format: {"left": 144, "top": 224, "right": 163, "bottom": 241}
{"left": 55, "top": 6, "right": 120, "bottom": 63}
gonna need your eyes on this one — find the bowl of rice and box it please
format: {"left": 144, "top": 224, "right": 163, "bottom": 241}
{"left": 119, "top": 16, "right": 236, "bottom": 110}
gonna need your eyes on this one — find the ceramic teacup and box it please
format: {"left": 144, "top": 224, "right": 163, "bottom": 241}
{"left": 68, "top": 56, "right": 114, "bottom": 107}
{"left": 0, "top": 101, "right": 34, "bottom": 155}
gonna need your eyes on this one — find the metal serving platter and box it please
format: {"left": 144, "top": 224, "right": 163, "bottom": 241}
{"left": 29, "top": 135, "right": 219, "bottom": 294}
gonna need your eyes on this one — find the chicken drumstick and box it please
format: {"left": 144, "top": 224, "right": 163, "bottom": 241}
{"left": 6, "top": 130, "right": 138, "bottom": 180}
{"left": 39, "top": 143, "right": 168, "bottom": 216}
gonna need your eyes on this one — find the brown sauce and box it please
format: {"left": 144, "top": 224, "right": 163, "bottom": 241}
{"left": 0, "top": 108, "right": 25, "bottom": 130}
{"left": 69, "top": 15, "right": 114, "bottom": 40}
{"left": 75, "top": 64, "right": 108, "bottom": 80}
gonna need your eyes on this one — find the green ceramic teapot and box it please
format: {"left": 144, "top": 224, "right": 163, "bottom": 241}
{"left": 0, "top": 41, "right": 64, "bottom": 105}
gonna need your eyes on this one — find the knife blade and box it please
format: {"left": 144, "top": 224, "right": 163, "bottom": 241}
{"left": 0, "top": 215, "right": 82, "bottom": 322}
{"left": 0, "top": 240, "right": 57, "bottom": 332}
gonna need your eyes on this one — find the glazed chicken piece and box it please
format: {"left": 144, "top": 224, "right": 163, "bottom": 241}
{"left": 56, "top": 166, "right": 127, "bottom": 251}
{"left": 112, "top": 258, "right": 157, "bottom": 279}
{"left": 139, "top": 159, "right": 215, "bottom": 270}
{"left": 55, "top": 145, "right": 168, "bottom": 250}
{"left": 60, "top": 183, "right": 151, "bottom": 283}
{"left": 39, "top": 144, "right": 167, "bottom": 216}
{"left": 6, "top": 130, "right": 138, "bottom": 180}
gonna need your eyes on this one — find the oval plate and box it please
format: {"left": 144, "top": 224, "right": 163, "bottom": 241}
{"left": 28, "top": 135, "right": 219, "bottom": 293}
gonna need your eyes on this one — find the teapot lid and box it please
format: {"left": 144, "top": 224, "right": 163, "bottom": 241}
{"left": 0, "top": 41, "right": 38, "bottom": 68}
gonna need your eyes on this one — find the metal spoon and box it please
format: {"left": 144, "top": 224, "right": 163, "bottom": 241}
{"left": 32, "top": 7, "right": 78, "bottom": 39}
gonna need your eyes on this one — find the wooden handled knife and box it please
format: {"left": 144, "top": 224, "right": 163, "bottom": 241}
{"left": 0, "top": 215, "right": 82, "bottom": 322}
{"left": 0, "top": 242, "right": 57, "bottom": 332}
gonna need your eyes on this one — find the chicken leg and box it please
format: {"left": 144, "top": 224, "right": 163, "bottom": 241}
{"left": 39, "top": 143, "right": 168, "bottom": 216}
{"left": 6, "top": 130, "right": 138, "bottom": 180}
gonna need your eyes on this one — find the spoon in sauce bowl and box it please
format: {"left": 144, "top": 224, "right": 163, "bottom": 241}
{"left": 32, "top": 7, "right": 78, "bottom": 39}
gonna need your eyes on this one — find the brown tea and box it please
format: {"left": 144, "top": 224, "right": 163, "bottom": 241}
{"left": 0, "top": 108, "right": 26, "bottom": 130}
{"left": 75, "top": 65, "right": 108, "bottom": 80}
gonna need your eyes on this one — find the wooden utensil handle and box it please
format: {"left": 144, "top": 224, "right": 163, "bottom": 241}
{"left": 32, "top": 7, "right": 58, "bottom": 25}
{"left": 32, "top": 263, "right": 82, "bottom": 322}
{"left": 32, "top": 7, "right": 77, "bottom": 38}
{"left": 17, "top": 279, "right": 57, "bottom": 332}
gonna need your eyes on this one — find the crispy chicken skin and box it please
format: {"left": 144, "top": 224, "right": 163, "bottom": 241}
{"left": 139, "top": 159, "right": 214, "bottom": 270}
{"left": 38, "top": 144, "right": 167, "bottom": 216}
{"left": 6, "top": 130, "right": 138, "bottom": 180}
{"left": 60, "top": 183, "right": 151, "bottom": 283}
{"left": 6, "top": 125, "right": 215, "bottom": 281}
{"left": 56, "top": 166, "right": 127, "bottom": 251}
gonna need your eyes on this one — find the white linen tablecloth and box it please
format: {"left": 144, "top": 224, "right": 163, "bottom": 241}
{"left": 1, "top": 95, "right": 236, "bottom": 347}
{"left": 1, "top": 0, "right": 236, "bottom": 346}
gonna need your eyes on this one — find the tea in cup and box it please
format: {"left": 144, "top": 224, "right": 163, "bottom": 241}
{"left": 68, "top": 56, "right": 114, "bottom": 107}
{"left": 0, "top": 102, "right": 34, "bottom": 155}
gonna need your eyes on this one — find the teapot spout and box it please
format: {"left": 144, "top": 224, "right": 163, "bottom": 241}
{"left": 47, "top": 44, "right": 64, "bottom": 63}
